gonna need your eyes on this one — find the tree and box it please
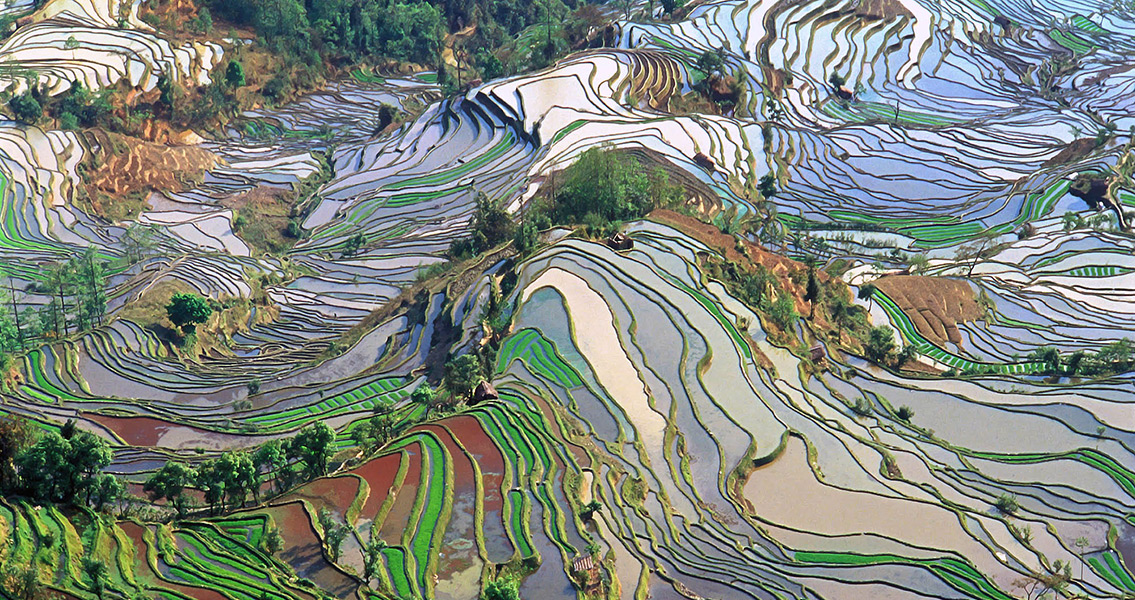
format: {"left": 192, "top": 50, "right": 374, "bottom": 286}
{"left": 225, "top": 60, "right": 246, "bottom": 87}
{"left": 217, "top": 451, "right": 258, "bottom": 507}
{"left": 144, "top": 461, "right": 196, "bottom": 517}
{"left": 0, "top": 413, "right": 35, "bottom": 492}
{"left": 895, "top": 405, "right": 914, "bottom": 421}
{"left": 342, "top": 233, "right": 367, "bottom": 256}
{"left": 17, "top": 429, "right": 111, "bottom": 505}
{"left": 1074, "top": 536, "right": 1090, "bottom": 579}
{"left": 121, "top": 223, "right": 158, "bottom": 264}
{"left": 82, "top": 557, "right": 107, "bottom": 599}
{"left": 697, "top": 48, "right": 724, "bottom": 77}
{"left": 253, "top": 440, "right": 288, "bottom": 493}
{"left": 483, "top": 576, "right": 520, "bottom": 600}
{"left": 77, "top": 246, "right": 107, "bottom": 327}
{"left": 89, "top": 473, "right": 124, "bottom": 512}
{"left": 289, "top": 422, "right": 334, "bottom": 479}
{"left": 768, "top": 293, "right": 797, "bottom": 331}
{"left": 8, "top": 92, "right": 42, "bottom": 126}
{"left": 352, "top": 413, "right": 394, "bottom": 454}
{"left": 445, "top": 354, "right": 481, "bottom": 402}
{"left": 362, "top": 529, "right": 385, "bottom": 580}
{"left": 471, "top": 192, "right": 514, "bottom": 253}
{"left": 318, "top": 508, "right": 349, "bottom": 562}
{"left": 804, "top": 269, "right": 820, "bottom": 318}
{"left": 513, "top": 221, "right": 538, "bottom": 255}
{"left": 166, "top": 293, "right": 212, "bottom": 334}
{"left": 757, "top": 173, "right": 777, "bottom": 198}
{"left": 264, "top": 526, "right": 284, "bottom": 554}
{"left": 865, "top": 327, "right": 896, "bottom": 363}
{"left": 995, "top": 493, "right": 1019, "bottom": 514}
{"left": 896, "top": 344, "right": 918, "bottom": 368}
{"left": 194, "top": 458, "right": 227, "bottom": 514}
{"left": 1029, "top": 346, "right": 1062, "bottom": 375}
{"left": 579, "top": 500, "right": 601, "bottom": 521}
{"left": 829, "top": 295, "right": 853, "bottom": 343}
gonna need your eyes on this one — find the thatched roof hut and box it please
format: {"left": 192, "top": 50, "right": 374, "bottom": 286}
{"left": 473, "top": 380, "right": 498, "bottom": 404}
{"left": 607, "top": 232, "right": 633, "bottom": 251}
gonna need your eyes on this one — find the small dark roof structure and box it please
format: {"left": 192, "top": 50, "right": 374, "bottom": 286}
{"left": 473, "top": 380, "right": 498, "bottom": 403}
{"left": 834, "top": 86, "right": 854, "bottom": 101}
{"left": 607, "top": 232, "right": 633, "bottom": 251}
{"left": 692, "top": 152, "right": 716, "bottom": 171}
{"left": 993, "top": 15, "right": 1012, "bottom": 30}
{"left": 809, "top": 344, "right": 826, "bottom": 362}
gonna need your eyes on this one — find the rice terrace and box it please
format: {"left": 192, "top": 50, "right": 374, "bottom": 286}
{"left": 1, "top": 0, "right": 1135, "bottom": 597}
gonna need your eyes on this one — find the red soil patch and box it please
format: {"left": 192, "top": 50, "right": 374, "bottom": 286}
{"left": 874, "top": 275, "right": 981, "bottom": 346}
{"left": 345, "top": 453, "right": 402, "bottom": 522}
{"left": 264, "top": 501, "right": 359, "bottom": 597}
{"left": 443, "top": 415, "right": 512, "bottom": 560}
{"left": 377, "top": 443, "right": 422, "bottom": 544}
{"left": 282, "top": 476, "right": 361, "bottom": 518}
{"left": 419, "top": 423, "right": 479, "bottom": 578}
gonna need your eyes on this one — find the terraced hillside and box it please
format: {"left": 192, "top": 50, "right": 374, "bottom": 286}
{"left": 4, "top": 0, "right": 1135, "bottom": 598}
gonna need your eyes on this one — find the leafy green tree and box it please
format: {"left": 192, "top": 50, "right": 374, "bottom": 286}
{"left": 225, "top": 60, "right": 246, "bottom": 87}
{"left": 264, "top": 526, "right": 284, "bottom": 554}
{"left": 556, "top": 146, "right": 681, "bottom": 226}
{"left": 16, "top": 429, "right": 111, "bottom": 505}
{"left": 579, "top": 499, "right": 601, "bottom": 521}
{"left": 352, "top": 413, "right": 394, "bottom": 454}
{"left": 471, "top": 192, "right": 514, "bottom": 252}
{"left": 217, "top": 451, "right": 258, "bottom": 506}
{"left": 362, "top": 526, "right": 385, "bottom": 580}
{"left": 768, "top": 294, "right": 797, "bottom": 331}
{"left": 758, "top": 174, "right": 777, "bottom": 198}
{"left": 289, "top": 422, "right": 334, "bottom": 479}
{"left": 483, "top": 576, "right": 520, "bottom": 600}
{"left": 8, "top": 92, "right": 42, "bottom": 125}
{"left": 865, "top": 327, "right": 896, "bottom": 363}
{"left": 89, "top": 473, "right": 124, "bottom": 512}
{"left": 82, "top": 557, "right": 107, "bottom": 599}
{"left": 1028, "top": 346, "right": 1061, "bottom": 374}
{"left": 445, "top": 354, "right": 481, "bottom": 402}
{"left": 253, "top": 440, "right": 288, "bottom": 493}
{"left": 342, "top": 233, "right": 367, "bottom": 256}
{"left": 166, "top": 293, "right": 213, "bottom": 334}
{"left": 513, "top": 221, "right": 538, "bottom": 254}
{"left": 144, "top": 461, "right": 196, "bottom": 517}
{"left": 697, "top": 49, "right": 724, "bottom": 77}
{"left": 194, "top": 458, "right": 227, "bottom": 514}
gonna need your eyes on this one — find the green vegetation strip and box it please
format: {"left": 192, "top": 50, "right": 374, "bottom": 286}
{"left": 795, "top": 551, "right": 1012, "bottom": 600}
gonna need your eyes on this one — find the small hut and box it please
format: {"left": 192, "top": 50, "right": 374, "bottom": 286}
{"left": 692, "top": 152, "right": 716, "bottom": 171}
{"left": 607, "top": 232, "right": 633, "bottom": 251}
{"left": 571, "top": 555, "right": 602, "bottom": 595}
{"left": 809, "top": 344, "right": 827, "bottom": 363}
{"left": 472, "top": 380, "right": 498, "bottom": 404}
{"left": 834, "top": 86, "right": 854, "bottom": 101}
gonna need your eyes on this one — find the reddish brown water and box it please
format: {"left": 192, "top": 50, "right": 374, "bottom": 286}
{"left": 346, "top": 452, "right": 402, "bottom": 521}
{"left": 445, "top": 415, "right": 512, "bottom": 562}
{"left": 377, "top": 443, "right": 423, "bottom": 544}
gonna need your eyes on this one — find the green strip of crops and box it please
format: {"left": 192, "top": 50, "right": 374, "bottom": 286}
{"left": 795, "top": 552, "right": 1012, "bottom": 600}
{"left": 871, "top": 289, "right": 1044, "bottom": 374}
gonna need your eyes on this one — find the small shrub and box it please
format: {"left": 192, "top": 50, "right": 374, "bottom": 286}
{"left": 995, "top": 493, "right": 1019, "bottom": 514}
